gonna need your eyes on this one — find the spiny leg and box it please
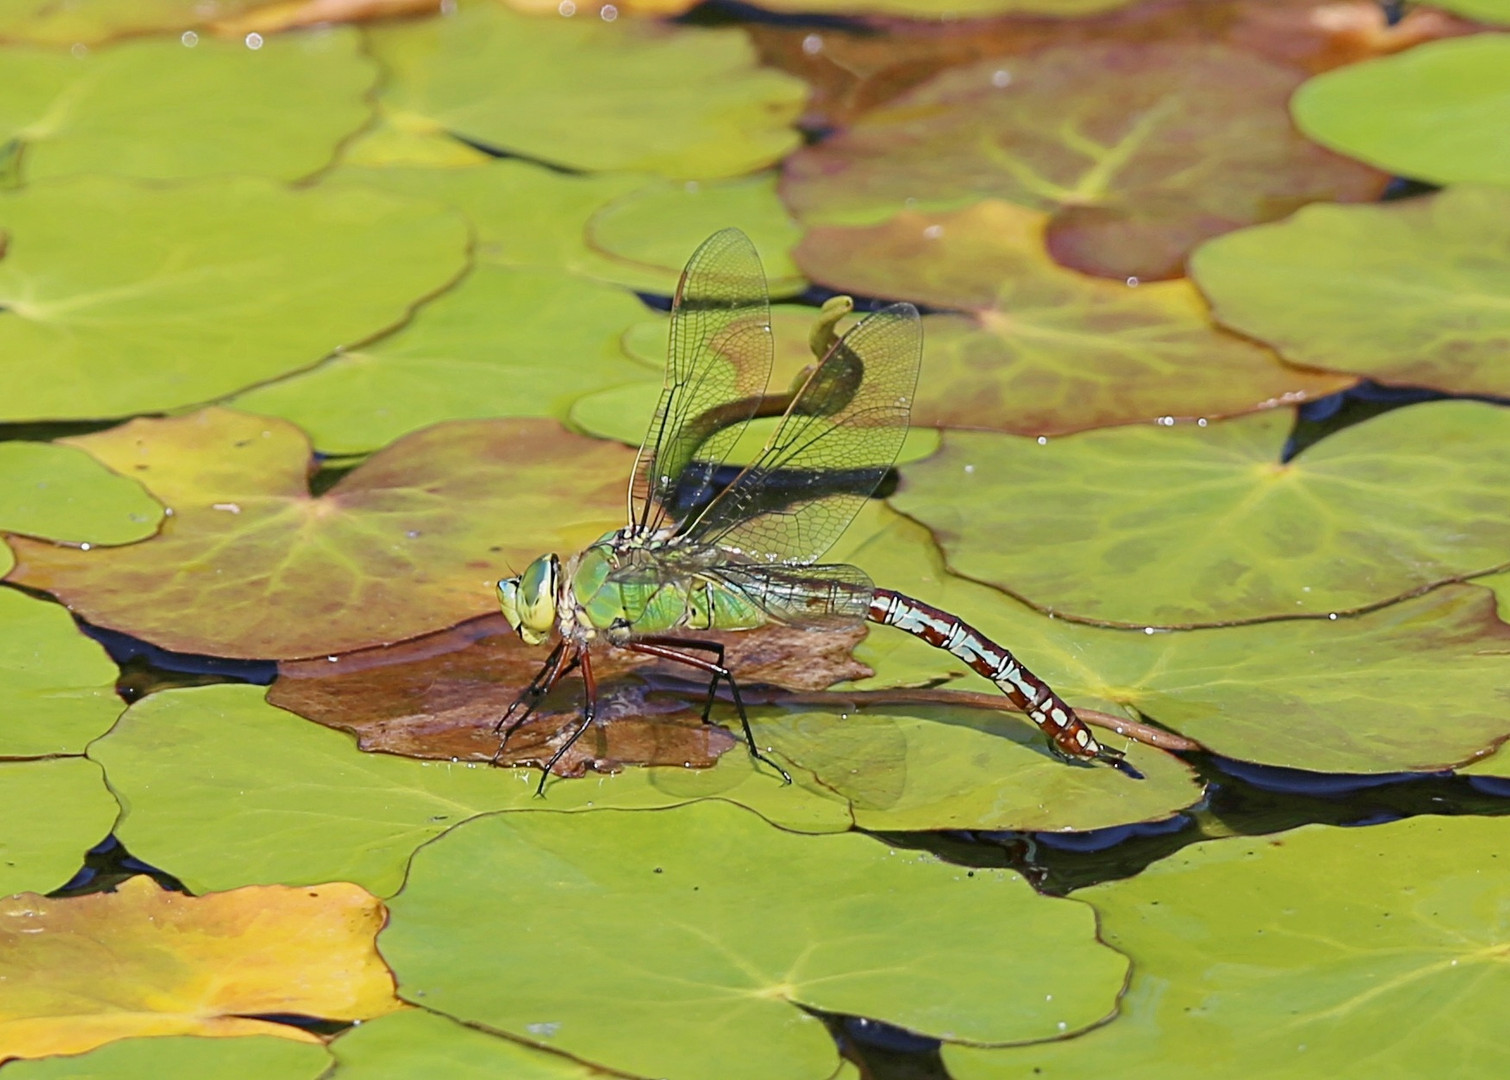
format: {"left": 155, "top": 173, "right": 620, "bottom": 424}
{"left": 491, "top": 639, "right": 578, "bottom": 762}
{"left": 634, "top": 634, "right": 726, "bottom": 722}
{"left": 868, "top": 589, "right": 1142, "bottom": 779}
{"left": 534, "top": 648, "right": 600, "bottom": 797}
{"left": 625, "top": 639, "right": 793, "bottom": 784}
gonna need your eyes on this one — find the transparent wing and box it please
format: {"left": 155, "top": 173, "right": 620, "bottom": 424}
{"left": 708, "top": 562, "right": 876, "bottom": 630}
{"left": 627, "top": 228, "right": 773, "bottom": 533}
{"left": 677, "top": 302, "right": 922, "bottom": 565}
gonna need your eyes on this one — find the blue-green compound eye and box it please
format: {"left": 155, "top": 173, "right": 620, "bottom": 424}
{"left": 511, "top": 554, "right": 559, "bottom": 645}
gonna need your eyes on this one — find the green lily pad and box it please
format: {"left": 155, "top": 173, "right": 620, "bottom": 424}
{"left": 330, "top": 1009, "right": 610, "bottom": 1080}
{"left": 381, "top": 802, "right": 1128, "bottom": 1080}
{"left": 893, "top": 401, "right": 1510, "bottom": 626}
{"left": 782, "top": 42, "right": 1385, "bottom": 281}
{"left": 795, "top": 203, "right": 1354, "bottom": 436}
{"left": 0, "top": 177, "right": 469, "bottom": 422}
{"left": 92, "top": 684, "right": 852, "bottom": 897}
{"left": 0, "top": 441, "right": 161, "bottom": 546}
{"left": 368, "top": 3, "right": 805, "bottom": 179}
{"left": 0, "top": 757, "right": 117, "bottom": 897}
{"left": 5, "top": 409, "right": 633, "bottom": 659}
{"left": 750, "top": 0, "right": 1132, "bottom": 14}
{"left": 0, "top": 0, "right": 266, "bottom": 44}
{"left": 1427, "top": 0, "right": 1510, "bottom": 23}
{"left": 230, "top": 265, "right": 653, "bottom": 455}
{"left": 0, "top": 1035, "right": 329, "bottom": 1080}
{"left": 1292, "top": 34, "right": 1510, "bottom": 187}
{"left": 832, "top": 504, "right": 1510, "bottom": 775}
{"left": 1191, "top": 185, "right": 1510, "bottom": 397}
{"left": 0, "top": 586, "right": 121, "bottom": 757}
{"left": 946, "top": 816, "right": 1510, "bottom": 1078}
{"left": 3, "top": 29, "right": 373, "bottom": 182}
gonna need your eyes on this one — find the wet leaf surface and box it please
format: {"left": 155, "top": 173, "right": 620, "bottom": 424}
{"left": 0, "top": 30, "right": 373, "bottom": 181}
{"left": 795, "top": 203, "right": 1353, "bottom": 436}
{"left": 6, "top": 410, "right": 630, "bottom": 659}
{"left": 1292, "top": 33, "right": 1510, "bottom": 187}
{"left": 1192, "top": 185, "right": 1510, "bottom": 397}
{"left": 0, "top": 875, "right": 402, "bottom": 1059}
{"left": 782, "top": 41, "right": 1385, "bottom": 280}
{"left": 380, "top": 802, "right": 1129, "bottom": 1080}
{"left": 368, "top": 3, "right": 805, "bottom": 179}
{"left": 0, "top": 586, "right": 121, "bottom": 756}
{"left": 0, "top": 177, "right": 469, "bottom": 422}
{"left": 893, "top": 402, "right": 1510, "bottom": 625}
{"left": 231, "top": 264, "right": 653, "bottom": 455}
{"left": 0, "top": 758, "right": 117, "bottom": 897}
{"left": 946, "top": 816, "right": 1510, "bottom": 1078}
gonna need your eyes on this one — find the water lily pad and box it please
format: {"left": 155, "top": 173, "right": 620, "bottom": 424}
{"left": 782, "top": 41, "right": 1385, "bottom": 281}
{"left": 1292, "top": 34, "right": 1510, "bottom": 186}
{"left": 5, "top": 409, "right": 631, "bottom": 659}
{"left": 752, "top": 0, "right": 1133, "bottom": 14}
{"left": 0, "top": 757, "right": 117, "bottom": 897}
{"left": 946, "top": 816, "right": 1510, "bottom": 1077}
{"left": 0, "top": 441, "right": 161, "bottom": 548}
{"left": 2, "top": 29, "right": 373, "bottom": 182}
{"left": 1191, "top": 185, "right": 1510, "bottom": 397}
{"left": 0, "top": 177, "right": 469, "bottom": 422}
{"left": 0, "top": 586, "right": 121, "bottom": 757}
{"left": 795, "top": 204, "right": 1353, "bottom": 435}
{"left": 0, "top": 875, "right": 402, "bottom": 1059}
{"left": 893, "top": 402, "right": 1510, "bottom": 626}
{"left": 230, "top": 265, "right": 653, "bottom": 455}
{"left": 381, "top": 802, "right": 1128, "bottom": 1080}
{"left": 833, "top": 504, "right": 1510, "bottom": 775}
{"left": 0, "top": 0, "right": 265, "bottom": 44}
{"left": 1428, "top": 0, "right": 1510, "bottom": 23}
{"left": 92, "top": 684, "right": 853, "bottom": 897}
{"left": 368, "top": 3, "right": 805, "bottom": 179}
{"left": 330, "top": 1008, "right": 612, "bottom": 1079}
{"left": 2, "top": 1035, "right": 330, "bottom": 1080}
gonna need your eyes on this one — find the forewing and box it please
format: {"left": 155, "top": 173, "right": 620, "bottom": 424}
{"left": 681, "top": 303, "right": 922, "bottom": 564}
{"left": 628, "top": 228, "right": 773, "bottom": 532}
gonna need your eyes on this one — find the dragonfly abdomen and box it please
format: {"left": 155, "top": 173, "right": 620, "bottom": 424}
{"left": 867, "top": 589, "right": 1112, "bottom": 765}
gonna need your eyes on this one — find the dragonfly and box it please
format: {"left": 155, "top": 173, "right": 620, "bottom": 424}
{"left": 494, "top": 228, "right": 1135, "bottom": 792}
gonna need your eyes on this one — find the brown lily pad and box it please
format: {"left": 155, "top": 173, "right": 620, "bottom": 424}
{"left": 269, "top": 614, "right": 870, "bottom": 777}
{"left": 4, "top": 409, "right": 630, "bottom": 660}
{"left": 795, "top": 203, "right": 1353, "bottom": 436}
{"left": 782, "top": 40, "right": 1387, "bottom": 281}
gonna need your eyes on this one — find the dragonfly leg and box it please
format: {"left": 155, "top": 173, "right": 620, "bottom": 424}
{"left": 624, "top": 640, "right": 793, "bottom": 784}
{"left": 491, "top": 640, "right": 578, "bottom": 759}
{"left": 533, "top": 648, "right": 599, "bottom": 797}
{"left": 633, "top": 634, "right": 725, "bottom": 722}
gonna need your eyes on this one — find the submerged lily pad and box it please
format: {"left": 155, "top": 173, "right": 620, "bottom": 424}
{"left": 1, "top": 1035, "right": 330, "bottom": 1080}
{"left": 92, "top": 684, "right": 853, "bottom": 897}
{"left": 782, "top": 41, "right": 1385, "bottom": 280}
{"left": 1191, "top": 185, "right": 1510, "bottom": 397}
{"left": 1292, "top": 34, "right": 1510, "bottom": 187}
{"left": 2, "top": 29, "right": 373, "bottom": 182}
{"left": 833, "top": 504, "right": 1510, "bottom": 775}
{"left": 5, "top": 410, "right": 631, "bottom": 659}
{"left": 0, "top": 586, "right": 121, "bottom": 757}
{"left": 894, "top": 402, "right": 1510, "bottom": 626}
{"left": 0, "top": 177, "right": 469, "bottom": 422}
{"left": 795, "top": 204, "right": 1353, "bottom": 435}
{"left": 0, "top": 875, "right": 402, "bottom": 1060}
{"left": 0, "top": 757, "right": 117, "bottom": 897}
{"left": 230, "top": 265, "right": 653, "bottom": 455}
{"left": 381, "top": 802, "right": 1128, "bottom": 1080}
{"left": 0, "top": 441, "right": 161, "bottom": 548}
{"left": 947, "top": 816, "right": 1510, "bottom": 1078}
{"left": 329, "top": 1008, "right": 614, "bottom": 1079}
{"left": 368, "top": 3, "right": 805, "bottom": 179}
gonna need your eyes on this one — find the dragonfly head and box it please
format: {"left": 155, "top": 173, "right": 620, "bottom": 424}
{"left": 497, "top": 554, "right": 559, "bottom": 646}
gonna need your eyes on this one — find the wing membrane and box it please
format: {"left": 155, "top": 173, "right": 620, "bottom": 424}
{"left": 678, "top": 302, "right": 922, "bottom": 565}
{"left": 628, "top": 228, "right": 772, "bottom": 533}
